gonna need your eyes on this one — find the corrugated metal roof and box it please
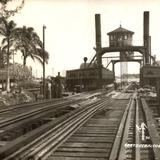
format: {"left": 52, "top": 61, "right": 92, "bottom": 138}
{"left": 107, "top": 25, "right": 134, "bottom": 35}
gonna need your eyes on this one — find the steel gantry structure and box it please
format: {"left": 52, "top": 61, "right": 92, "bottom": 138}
{"left": 92, "top": 11, "right": 153, "bottom": 88}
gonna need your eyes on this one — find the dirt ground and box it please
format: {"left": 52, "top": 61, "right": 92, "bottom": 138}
{"left": 0, "top": 89, "right": 36, "bottom": 107}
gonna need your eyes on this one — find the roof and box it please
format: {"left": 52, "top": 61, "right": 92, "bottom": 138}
{"left": 107, "top": 25, "right": 134, "bottom": 35}
{"left": 80, "top": 62, "right": 97, "bottom": 69}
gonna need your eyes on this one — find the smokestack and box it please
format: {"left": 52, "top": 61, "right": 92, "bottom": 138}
{"left": 144, "top": 11, "right": 149, "bottom": 37}
{"left": 143, "top": 11, "right": 150, "bottom": 64}
{"left": 95, "top": 14, "right": 102, "bottom": 88}
{"left": 95, "top": 14, "right": 102, "bottom": 49}
{"left": 95, "top": 14, "right": 102, "bottom": 68}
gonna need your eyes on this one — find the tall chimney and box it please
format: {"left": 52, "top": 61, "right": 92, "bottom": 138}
{"left": 143, "top": 11, "right": 150, "bottom": 64}
{"left": 95, "top": 14, "right": 102, "bottom": 88}
{"left": 95, "top": 14, "right": 102, "bottom": 50}
{"left": 95, "top": 14, "right": 102, "bottom": 67}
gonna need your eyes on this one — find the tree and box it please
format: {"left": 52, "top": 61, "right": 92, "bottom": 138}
{"left": 35, "top": 47, "right": 49, "bottom": 65}
{"left": 0, "top": 0, "right": 25, "bottom": 18}
{"left": 14, "top": 26, "right": 49, "bottom": 66}
{"left": 10, "top": 63, "right": 32, "bottom": 80}
{"left": 0, "top": 46, "right": 6, "bottom": 68}
{"left": 0, "top": 17, "right": 17, "bottom": 91}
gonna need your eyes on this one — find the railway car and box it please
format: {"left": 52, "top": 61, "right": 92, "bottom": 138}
{"left": 66, "top": 63, "right": 114, "bottom": 91}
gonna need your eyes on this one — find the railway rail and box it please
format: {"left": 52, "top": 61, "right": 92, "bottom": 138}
{"left": 109, "top": 94, "right": 160, "bottom": 160}
{"left": 18, "top": 93, "right": 159, "bottom": 160}
{"left": 46, "top": 93, "right": 132, "bottom": 160}
{"left": 0, "top": 90, "right": 109, "bottom": 141}
{"left": 0, "top": 90, "right": 101, "bottom": 114}
{"left": 0, "top": 99, "right": 82, "bottom": 141}
{"left": 0, "top": 97, "right": 111, "bottom": 159}
{"left": 0, "top": 92, "right": 131, "bottom": 159}
{"left": 0, "top": 84, "right": 158, "bottom": 160}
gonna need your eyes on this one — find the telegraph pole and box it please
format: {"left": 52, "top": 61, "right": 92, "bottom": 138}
{"left": 43, "top": 25, "right": 46, "bottom": 99}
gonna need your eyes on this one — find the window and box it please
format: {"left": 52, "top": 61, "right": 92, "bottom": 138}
{"left": 117, "top": 36, "right": 122, "bottom": 41}
{"left": 124, "top": 35, "right": 128, "bottom": 40}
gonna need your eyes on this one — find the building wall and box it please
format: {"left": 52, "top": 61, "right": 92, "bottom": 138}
{"left": 109, "top": 34, "right": 132, "bottom": 47}
{"left": 66, "top": 67, "right": 114, "bottom": 91}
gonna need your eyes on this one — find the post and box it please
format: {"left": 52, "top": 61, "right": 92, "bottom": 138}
{"left": 156, "top": 81, "right": 160, "bottom": 115}
{"left": 112, "top": 62, "right": 115, "bottom": 81}
{"left": 43, "top": 25, "right": 46, "bottom": 99}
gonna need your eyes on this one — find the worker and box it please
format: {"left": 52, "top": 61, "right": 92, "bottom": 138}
{"left": 53, "top": 72, "right": 62, "bottom": 98}
{"left": 114, "top": 81, "right": 118, "bottom": 90}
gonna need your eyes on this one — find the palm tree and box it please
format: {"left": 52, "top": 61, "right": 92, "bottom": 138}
{"left": 0, "top": 0, "right": 25, "bottom": 18}
{"left": 0, "top": 17, "right": 17, "bottom": 91}
{"left": 0, "top": 46, "right": 6, "bottom": 90}
{"left": 0, "top": 46, "right": 5, "bottom": 68}
{"left": 14, "top": 26, "right": 49, "bottom": 66}
{"left": 34, "top": 47, "right": 49, "bottom": 64}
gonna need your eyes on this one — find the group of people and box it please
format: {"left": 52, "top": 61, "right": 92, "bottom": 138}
{"left": 40, "top": 73, "right": 63, "bottom": 99}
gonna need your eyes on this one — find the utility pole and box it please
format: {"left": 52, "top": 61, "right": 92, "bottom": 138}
{"left": 43, "top": 25, "right": 46, "bottom": 99}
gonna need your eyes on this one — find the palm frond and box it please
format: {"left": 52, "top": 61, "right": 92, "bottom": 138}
{"left": 0, "top": 27, "right": 6, "bottom": 36}
{"left": 1, "top": 37, "right": 7, "bottom": 45}
{"left": 32, "top": 54, "right": 43, "bottom": 64}
{"left": 0, "top": 17, "right": 8, "bottom": 27}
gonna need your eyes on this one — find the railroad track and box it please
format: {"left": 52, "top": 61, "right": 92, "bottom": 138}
{"left": 7, "top": 91, "right": 157, "bottom": 160}
{"left": 0, "top": 98, "right": 89, "bottom": 142}
{"left": 0, "top": 97, "right": 111, "bottom": 159}
{"left": 0, "top": 92, "right": 91, "bottom": 115}
{"left": 0, "top": 89, "right": 108, "bottom": 116}
{"left": 47, "top": 94, "right": 131, "bottom": 160}
{"left": 0, "top": 90, "right": 108, "bottom": 141}
{"left": 1, "top": 92, "right": 131, "bottom": 160}
{"left": 2, "top": 86, "right": 158, "bottom": 160}
{"left": 0, "top": 90, "right": 114, "bottom": 144}
{"left": 109, "top": 94, "right": 160, "bottom": 160}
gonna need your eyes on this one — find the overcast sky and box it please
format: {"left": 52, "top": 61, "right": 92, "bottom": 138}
{"left": 11, "top": 0, "right": 160, "bottom": 77}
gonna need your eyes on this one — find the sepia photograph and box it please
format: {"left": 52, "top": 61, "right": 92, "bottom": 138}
{"left": 0, "top": 0, "right": 160, "bottom": 159}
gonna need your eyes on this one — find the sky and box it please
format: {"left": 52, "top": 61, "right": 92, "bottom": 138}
{"left": 8, "top": 0, "right": 160, "bottom": 77}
